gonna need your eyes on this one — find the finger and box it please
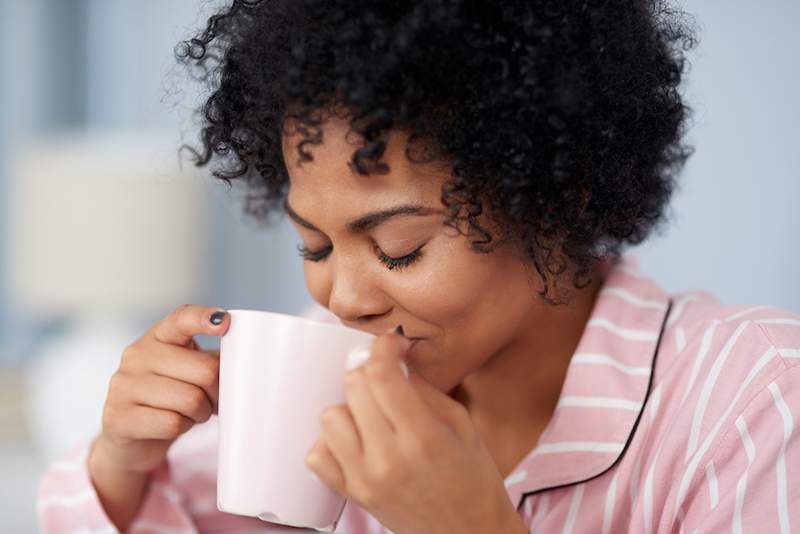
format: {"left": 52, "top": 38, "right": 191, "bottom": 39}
{"left": 319, "top": 404, "right": 362, "bottom": 469}
{"left": 120, "top": 372, "right": 214, "bottom": 424}
{"left": 124, "top": 342, "right": 219, "bottom": 414}
{"left": 151, "top": 304, "right": 229, "bottom": 347}
{"left": 365, "top": 333, "right": 436, "bottom": 435}
{"left": 343, "top": 366, "right": 395, "bottom": 455}
{"left": 106, "top": 404, "right": 194, "bottom": 442}
{"left": 305, "top": 438, "right": 346, "bottom": 495}
{"left": 408, "top": 372, "right": 473, "bottom": 437}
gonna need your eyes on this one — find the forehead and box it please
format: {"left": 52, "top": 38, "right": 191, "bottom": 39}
{"left": 282, "top": 116, "right": 450, "bottom": 207}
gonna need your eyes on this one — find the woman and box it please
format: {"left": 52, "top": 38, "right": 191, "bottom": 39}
{"left": 38, "top": 1, "right": 799, "bottom": 533}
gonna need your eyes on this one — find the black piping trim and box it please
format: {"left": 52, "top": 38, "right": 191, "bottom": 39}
{"left": 515, "top": 297, "right": 674, "bottom": 512}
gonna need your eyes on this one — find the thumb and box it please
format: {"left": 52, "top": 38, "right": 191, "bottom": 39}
{"left": 408, "top": 372, "right": 472, "bottom": 436}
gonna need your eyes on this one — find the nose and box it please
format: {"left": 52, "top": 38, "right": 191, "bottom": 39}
{"left": 326, "top": 256, "right": 389, "bottom": 326}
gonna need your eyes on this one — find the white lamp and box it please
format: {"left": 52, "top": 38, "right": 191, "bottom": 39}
{"left": 3, "top": 129, "right": 212, "bottom": 463}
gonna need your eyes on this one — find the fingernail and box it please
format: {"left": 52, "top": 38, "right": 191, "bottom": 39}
{"left": 209, "top": 310, "right": 227, "bottom": 325}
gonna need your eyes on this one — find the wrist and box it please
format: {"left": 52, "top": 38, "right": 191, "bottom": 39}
{"left": 88, "top": 436, "right": 150, "bottom": 496}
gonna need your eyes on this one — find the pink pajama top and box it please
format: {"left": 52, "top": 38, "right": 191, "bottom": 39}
{"left": 37, "top": 254, "right": 800, "bottom": 533}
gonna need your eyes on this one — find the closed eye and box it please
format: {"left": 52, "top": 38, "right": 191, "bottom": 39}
{"left": 296, "top": 243, "right": 424, "bottom": 271}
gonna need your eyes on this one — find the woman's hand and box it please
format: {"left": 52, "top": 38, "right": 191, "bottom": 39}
{"left": 94, "top": 304, "right": 229, "bottom": 474}
{"left": 305, "top": 331, "right": 528, "bottom": 534}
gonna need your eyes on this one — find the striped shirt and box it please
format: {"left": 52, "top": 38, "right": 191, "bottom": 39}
{"left": 37, "top": 254, "right": 800, "bottom": 533}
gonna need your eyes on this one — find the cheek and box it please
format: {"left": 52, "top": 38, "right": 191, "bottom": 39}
{"left": 395, "top": 239, "right": 533, "bottom": 348}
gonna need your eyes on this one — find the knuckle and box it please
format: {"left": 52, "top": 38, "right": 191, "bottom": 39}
{"left": 320, "top": 405, "right": 345, "bottom": 425}
{"left": 101, "top": 404, "right": 117, "bottom": 431}
{"left": 196, "top": 359, "right": 219, "bottom": 389}
{"left": 162, "top": 411, "right": 185, "bottom": 437}
{"left": 107, "top": 372, "right": 125, "bottom": 397}
{"left": 183, "top": 387, "right": 208, "bottom": 414}
{"left": 369, "top": 456, "right": 398, "bottom": 483}
{"left": 119, "top": 344, "right": 140, "bottom": 366}
{"left": 370, "top": 335, "right": 394, "bottom": 358}
{"left": 449, "top": 400, "right": 471, "bottom": 423}
{"left": 354, "top": 485, "right": 378, "bottom": 508}
{"left": 343, "top": 368, "right": 362, "bottom": 387}
{"left": 364, "top": 360, "right": 390, "bottom": 382}
{"left": 407, "top": 431, "right": 438, "bottom": 457}
{"left": 174, "top": 303, "right": 192, "bottom": 316}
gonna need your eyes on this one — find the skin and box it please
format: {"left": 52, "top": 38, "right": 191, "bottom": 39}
{"left": 282, "top": 113, "right": 608, "bottom": 480}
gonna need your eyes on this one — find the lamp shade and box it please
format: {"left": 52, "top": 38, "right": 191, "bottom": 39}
{"left": 3, "top": 129, "right": 211, "bottom": 316}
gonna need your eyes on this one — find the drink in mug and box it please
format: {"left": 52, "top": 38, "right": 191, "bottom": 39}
{"left": 217, "top": 309, "right": 405, "bottom": 531}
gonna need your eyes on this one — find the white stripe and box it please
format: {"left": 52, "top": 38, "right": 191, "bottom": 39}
{"left": 642, "top": 386, "right": 668, "bottom": 534}
{"left": 504, "top": 469, "right": 528, "bottom": 487}
{"left": 561, "top": 483, "right": 584, "bottom": 534}
{"left": 667, "top": 294, "right": 702, "bottom": 327}
{"left": 679, "top": 321, "right": 719, "bottom": 407}
{"left": 731, "top": 412, "right": 760, "bottom": 458}
{"left": 601, "top": 472, "right": 618, "bottom": 534}
{"left": 733, "top": 417, "right": 756, "bottom": 534}
{"left": 686, "top": 321, "right": 749, "bottom": 462}
{"left": 649, "top": 386, "right": 662, "bottom": 424}
{"left": 557, "top": 395, "right": 642, "bottom": 411}
{"left": 677, "top": 506, "right": 686, "bottom": 534}
{"left": 672, "top": 346, "right": 779, "bottom": 527}
{"left": 531, "top": 441, "right": 625, "bottom": 455}
{"left": 642, "top": 458, "right": 656, "bottom": 534}
{"left": 600, "top": 287, "right": 668, "bottom": 310}
{"left": 724, "top": 305, "right": 770, "bottom": 322}
{"left": 129, "top": 519, "right": 195, "bottom": 534}
{"left": 767, "top": 382, "right": 793, "bottom": 534}
{"left": 524, "top": 498, "right": 533, "bottom": 518}
{"left": 587, "top": 318, "right": 659, "bottom": 341}
{"left": 676, "top": 326, "right": 686, "bottom": 353}
{"left": 153, "top": 482, "right": 182, "bottom": 505}
{"left": 756, "top": 318, "right": 800, "bottom": 326}
{"left": 532, "top": 493, "right": 550, "bottom": 527}
{"left": 629, "top": 451, "right": 643, "bottom": 520}
{"left": 778, "top": 348, "right": 800, "bottom": 359}
{"left": 571, "top": 353, "right": 651, "bottom": 376}
{"left": 188, "top": 495, "right": 218, "bottom": 515}
{"left": 705, "top": 461, "right": 719, "bottom": 510}
{"left": 37, "top": 488, "right": 96, "bottom": 510}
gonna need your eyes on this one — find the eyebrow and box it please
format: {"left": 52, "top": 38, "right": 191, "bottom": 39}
{"left": 283, "top": 199, "right": 442, "bottom": 234}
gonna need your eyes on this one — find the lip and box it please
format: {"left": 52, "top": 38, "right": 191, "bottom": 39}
{"left": 407, "top": 338, "right": 423, "bottom": 350}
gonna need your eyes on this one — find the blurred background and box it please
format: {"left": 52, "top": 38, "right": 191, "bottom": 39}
{"left": 0, "top": 0, "right": 797, "bottom": 531}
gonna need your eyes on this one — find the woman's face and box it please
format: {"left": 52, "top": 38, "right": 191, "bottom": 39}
{"left": 282, "top": 116, "right": 547, "bottom": 393}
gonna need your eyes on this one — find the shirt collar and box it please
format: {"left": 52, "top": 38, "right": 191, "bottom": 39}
{"left": 504, "top": 254, "right": 673, "bottom": 510}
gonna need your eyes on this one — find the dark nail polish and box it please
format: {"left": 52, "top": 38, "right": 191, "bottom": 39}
{"left": 394, "top": 325, "right": 404, "bottom": 336}
{"left": 210, "top": 310, "right": 227, "bottom": 325}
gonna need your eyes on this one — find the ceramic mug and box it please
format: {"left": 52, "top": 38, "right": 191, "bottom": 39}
{"left": 217, "top": 309, "right": 407, "bottom": 531}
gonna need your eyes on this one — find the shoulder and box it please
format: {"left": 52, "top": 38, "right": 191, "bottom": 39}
{"left": 664, "top": 289, "right": 799, "bottom": 370}
{"left": 650, "top": 291, "right": 797, "bottom": 467}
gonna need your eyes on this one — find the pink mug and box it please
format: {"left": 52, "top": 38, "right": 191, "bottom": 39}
{"left": 217, "top": 309, "right": 406, "bottom": 531}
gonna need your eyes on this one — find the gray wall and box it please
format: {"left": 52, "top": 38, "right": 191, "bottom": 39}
{"left": 634, "top": 0, "right": 800, "bottom": 311}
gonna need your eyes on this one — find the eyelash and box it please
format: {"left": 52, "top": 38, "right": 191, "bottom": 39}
{"left": 296, "top": 243, "right": 424, "bottom": 271}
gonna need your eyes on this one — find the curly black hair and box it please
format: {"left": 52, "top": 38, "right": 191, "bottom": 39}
{"left": 175, "top": 0, "right": 698, "bottom": 304}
